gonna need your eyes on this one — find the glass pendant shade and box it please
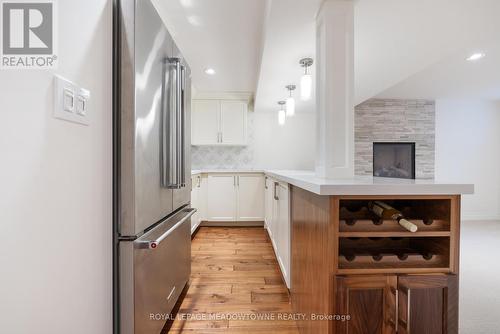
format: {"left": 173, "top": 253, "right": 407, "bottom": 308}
{"left": 278, "top": 109, "right": 286, "bottom": 125}
{"left": 286, "top": 97, "right": 295, "bottom": 116}
{"left": 300, "top": 74, "right": 313, "bottom": 101}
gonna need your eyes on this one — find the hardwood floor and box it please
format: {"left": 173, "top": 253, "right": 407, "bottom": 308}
{"left": 166, "top": 227, "right": 299, "bottom": 334}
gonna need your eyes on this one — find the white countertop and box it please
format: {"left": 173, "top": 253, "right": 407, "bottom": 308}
{"left": 191, "top": 169, "right": 265, "bottom": 175}
{"left": 191, "top": 169, "right": 474, "bottom": 195}
{"left": 265, "top": 170, "right": 474, "bottom": 196}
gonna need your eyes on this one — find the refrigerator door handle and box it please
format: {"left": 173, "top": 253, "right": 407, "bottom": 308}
{"left": 161, "top": 58, "right": 179, "bottom": 189}
{"left": 175, "top": 59, "right": 182, "bottom": 189}
{"left": 180, "top": 64, "right": 186, "bottom": 187}
{"left": 135, "top": 208, "right": 196, "bottom": 249}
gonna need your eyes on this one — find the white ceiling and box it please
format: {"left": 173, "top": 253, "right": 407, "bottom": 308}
{"left": 253, "top": 0, "right": 323, "bottom": 114}
{"left": 153, "top": 0, "right": 500, "bottom": 111}
{"left": 377, "top": 41, "right": 500, "bottom": 101}
{"left": 356, "top": 0, "right": 500, "bottom": 103}
{"left": 152, "top": 0, "right": 267, "bottom": 93}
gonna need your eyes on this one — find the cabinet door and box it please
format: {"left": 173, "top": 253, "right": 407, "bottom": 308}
{"left": 335, "top": 275, "right": 398, "bottom": 334}
{"left": 192, "top": 100, "right": 220, "bottom": 145}
{"left": 264, "top": 177, "right": 273, "bottom": 230}
{"left": 397, "top": 275, "right": 458, "bottom": 334}
{"left": 190, "top": 175, "right": 201, "bottom": 234}
{"left": 207, "top": 174, "right": 237, "bottom": 221}
{"left": 220, "top": 100, "right": 247, "bottom": 145}
{"left": 236, "top": 174, "right": 265, "bottom": 221}
{"left": 277, "top": 182, "right": 290, "bottom": 287}
{"left": 271, "top": 181, "right": 280, "bottom": 249}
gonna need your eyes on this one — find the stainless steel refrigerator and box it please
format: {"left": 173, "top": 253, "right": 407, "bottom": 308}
{"left": 113, "top": 0, "right": 193, "bottom": 333}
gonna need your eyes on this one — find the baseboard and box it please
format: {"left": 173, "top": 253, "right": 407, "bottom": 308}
{"left": 200, "top": 221, "right": 265, "bottom": 227}
{"left": 461, "top": 213, "right": 500, "bottom": 221}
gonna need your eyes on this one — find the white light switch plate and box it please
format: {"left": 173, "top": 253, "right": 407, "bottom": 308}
{"left": 54, "top": 75, "right": 90, "bottom": 125}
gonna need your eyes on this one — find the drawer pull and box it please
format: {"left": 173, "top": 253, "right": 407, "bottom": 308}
{"left": 167, "top": 286, "right": 176, "bottom": 300}
{"left": 135, "top": 208, "right": 196, "bottom": 249}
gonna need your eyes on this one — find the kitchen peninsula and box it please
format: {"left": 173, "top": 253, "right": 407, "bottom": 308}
{"left": 189, "top": 169, "right": 473, "bottom": 334}
{"left": 268, "top": 170, "right": 473, "bottom": 334}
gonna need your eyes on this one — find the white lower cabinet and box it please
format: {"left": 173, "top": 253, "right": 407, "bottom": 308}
{"left": 205, "top": 173, "right": 264, "bottom": 222}
{"left": 237, "top": 174, "right": 265, "bottom": 221}
{"left": 190, "top": 174, "right": 203, "bottom": 234}
{"left": 276, "top": 182, "right": 290, "bottom": 287}
{"left": 192, "top": 172, "right": 290, "bottom": 287}
{"left": 264, "top": 176, "right": 274, "bottom": 233}
{"left": 265, "top": 177, "right": 290, "bottom": 288}
{"left": 207, "top": 174, "right": 238, "bottom": 221}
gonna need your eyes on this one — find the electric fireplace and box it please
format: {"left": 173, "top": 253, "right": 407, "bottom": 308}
{"left": 373, "top": 142, "right": 416, "bottom": 179}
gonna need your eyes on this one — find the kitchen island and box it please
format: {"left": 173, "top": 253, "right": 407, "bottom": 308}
{"left": 266, "top": 170, "right": 473, "bottom": 334}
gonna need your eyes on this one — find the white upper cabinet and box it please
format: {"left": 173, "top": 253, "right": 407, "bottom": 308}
{"left": 237, "top": 174, "right": 265, "bottom": 221}
{"left": 192, "top": 99, "right": 248, "bottom": 146}
{"left": 220, "top": 101, "right": 247, "bottom": 145}
{"left": 192, "top": 100, "right": 220, "bottom": 145}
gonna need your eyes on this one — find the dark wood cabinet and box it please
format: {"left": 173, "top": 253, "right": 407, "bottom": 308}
{"left": 334, "top": 275, "right": 458, "bottom": 334}
{"left": 397, "top": 275, "right": 458, "bottom": 334}
{"left": 335, "top": 275, "right": 397, "bottom": 334}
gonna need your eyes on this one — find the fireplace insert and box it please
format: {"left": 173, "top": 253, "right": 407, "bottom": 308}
{"left": 373, "top": 142, "right": 415, "bottom": 179}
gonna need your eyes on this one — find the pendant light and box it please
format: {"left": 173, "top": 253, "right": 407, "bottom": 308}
{"left": 285, "top": 85, "right": 296, "bottom": 116}
{"left": 299, "top": 58, "right": 314, "bottom": 101}
{"left": 278, "top": 101, "right": 286, "bottom": 126}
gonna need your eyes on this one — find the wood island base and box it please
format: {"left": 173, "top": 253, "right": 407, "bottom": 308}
{"left": 290, "top": 186, "right": 460, "bottom": 334}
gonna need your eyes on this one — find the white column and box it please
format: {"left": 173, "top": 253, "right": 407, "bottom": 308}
{"left": 315, "top": 0, "right": 355, "bottom": 179}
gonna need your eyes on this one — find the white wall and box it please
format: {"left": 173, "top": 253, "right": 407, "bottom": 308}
{"left": 435, "top": 99, "right": 500, "bottom": 220}
{"left": 191, "top": 111, "right": 316, "bottom": 170}
{"left": 253, "top": 112, "right": 315, "bottom": 170}
{"left": 0, "top": 1, "right": 112, "bottom": 333}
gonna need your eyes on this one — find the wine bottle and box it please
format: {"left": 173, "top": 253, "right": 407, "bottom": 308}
{"left": 368, "top": 201, "right": 418, "bottom": 232}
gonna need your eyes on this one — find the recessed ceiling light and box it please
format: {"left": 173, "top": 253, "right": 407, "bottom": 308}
{"left": 467, "top": 53, "right": 485, "bottom": 61}
{"left": 187, "top": 15, "right": 202, "bottom": 27}
{"left": 204, "top": 68, "right": 216, "bottom": 75}
{"left": 180, "top": 0, "right": 193, "bottom": 8}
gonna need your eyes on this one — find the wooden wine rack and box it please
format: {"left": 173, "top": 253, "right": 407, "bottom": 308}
{"left": 335, "top": 197, "right": 458, "bottom": 275}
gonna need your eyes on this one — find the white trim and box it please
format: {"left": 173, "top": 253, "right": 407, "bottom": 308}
{"left": 193, "top": 91, "right": 253, "bottom": 103}
{"left": 461, "top": 213, "right": 500, "bottom": 221}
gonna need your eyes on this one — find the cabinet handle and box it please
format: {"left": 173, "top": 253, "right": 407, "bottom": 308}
{"left": 274, "top": 182, "right": 279, "bottom": 200}
{"left": 237, "top": 175, "right": 240, "bottom": 186}
{"left": 398, "top": 286, "right": 411, "bottom": 333}
{"left": 197, "top": 176, "right": 201, "bottom": 188}
{"left": 264, "top": 177, "right": 268, "bottom": 189}
{"left": 389, "top": 287, "right": 399, "bottom": 331}
{"left": 234, "top": 176, "right": 236, "bottom": 186}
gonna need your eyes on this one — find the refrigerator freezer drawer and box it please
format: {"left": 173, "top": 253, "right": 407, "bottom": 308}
{"left": 120, "top": 208, "right": 194, "bottom": 334}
